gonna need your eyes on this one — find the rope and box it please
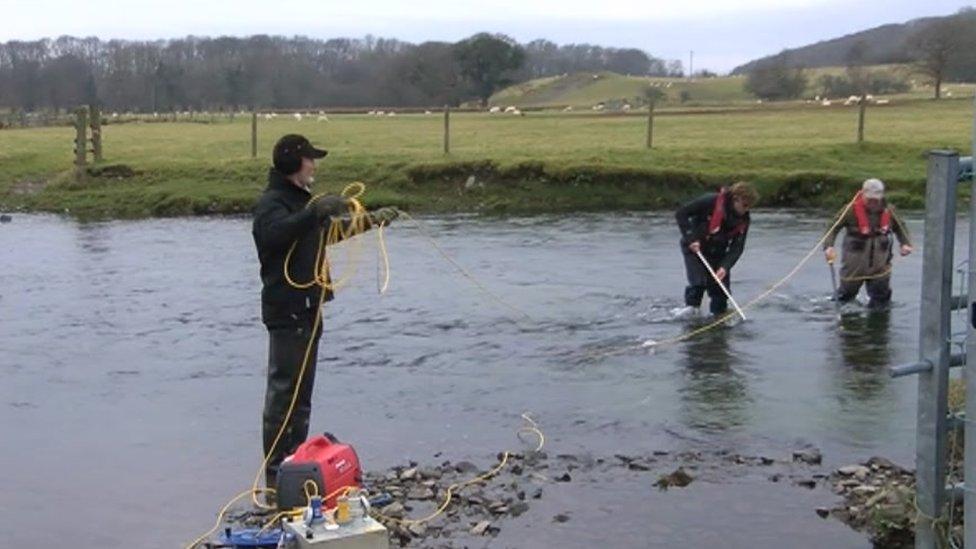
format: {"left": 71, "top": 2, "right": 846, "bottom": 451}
{"left": 370, "top": 413, "right": 545, "bottom": 527}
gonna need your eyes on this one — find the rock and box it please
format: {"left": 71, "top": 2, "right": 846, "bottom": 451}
{"left": 792, "top": 448, "right": 823, "bottom": 465}
{"left": 408, "top": 523, "right": 427, "bottom": 537}
{"left": 555, "top": 472, "right": 572, "bottom": 483}
{"left": 553, "top": 513, "right": 571, "bottom": 523}
{"left": 760, "top": 457, "right": 775, "bottom": 466}
{"left": 628, "top": 461, "right": 651, "bottom": 472}
{"left": 816, "top": 507, "right": 830, "bottom": 519}
{"left": 407, "top": 487, "right": 435, "bottom": 500}
{"left": 838, "top": 465, "right": 869, "bottom": 479}
{"left": 421, "top": 467, "right": 442, "bottom": 480}
{"left": 653, "top": 450, "right": 669, "bottom": 456}
{"left": 852, "top": 486, "right": 879, "bottom": 497}
{"left": 511, "top": 464, "right": 524, "bottom": 476}
{"left": 531, "top": 488, "right": 543, "bottom": 499}
{"left": 769, "top": 474, "right": 782, "bottom": 483}
{"left": 455, "top": 461, "right": 479, "bottom": 474}
{"left": 795, "top": 478, "right": 817, "bottom": 489}
{"left": 510, "top": 502, "right": 529, "bottom": 517}
{"left": 384, "top": 502, "right": 406, "bottom": 518}
{"left": 0, "top": 214, "right": 11, "bottom": 223}
{"left": 470, "top": 520, "right": 492, "bottom": 536}
{"left": 655, "top": 467, "right": 694, "bottom": 490}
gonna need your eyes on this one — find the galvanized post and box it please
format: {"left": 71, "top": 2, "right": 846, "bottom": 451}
{"left": 916, "top": 150, "right": 959, "bottom": 549}
{"left": 966, "top": 93, "right": 976, "bottom": 549}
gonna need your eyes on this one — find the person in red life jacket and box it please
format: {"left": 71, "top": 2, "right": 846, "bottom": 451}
{"left": 824, "top": 178, "right": 912, "bottom": 308}
{"left": 675, "top": 182, "right": 759, "bottom": 316}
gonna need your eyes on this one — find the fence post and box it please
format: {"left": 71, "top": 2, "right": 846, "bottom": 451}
{"left": 857, "top": 95, "right": 866, "bottom": 143}
{"left": 73, "top": 106, "right": 88, "bottom": 183}
{"left": 646, "top": 101, "right": 655, "bottom": 149}
{"left": 443, "top": 105, "right": 450, "bottom": 155}
{"left": 89, "top": 104, "right": 103, "bottom": 163}
{"left": 251, "top": 111, "right": 258, "bottom": 159}
{"left": 965, "top": 92, "right": 976, "bottom": 549}
{"left": 914, "top": 151, "right": 960, "bottom": 549}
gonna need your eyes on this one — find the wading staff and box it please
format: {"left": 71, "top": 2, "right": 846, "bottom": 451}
{"left": 827, "top": 258, "right": 842, "bottom": 319}
{"left": 695, "top": 249, "right": 747, "bottom": 321}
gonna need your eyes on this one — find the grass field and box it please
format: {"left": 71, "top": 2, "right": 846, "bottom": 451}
{"left": 1, "top": 97, "right": 973, "bottom": 218}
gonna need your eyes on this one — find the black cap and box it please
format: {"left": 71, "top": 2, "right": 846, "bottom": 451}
{"left": 273, "top": 134, "right": 328, "bottom": 175}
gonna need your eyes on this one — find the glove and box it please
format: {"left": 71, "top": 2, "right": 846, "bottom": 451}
{"left": 824, "top": 247, "right": 837, "bottom": 263}
{"left": 313, "top": 195, "right": 349, "bottom": 220}
{"left": 371, "top": 207, "right": 399, "bottom": 225}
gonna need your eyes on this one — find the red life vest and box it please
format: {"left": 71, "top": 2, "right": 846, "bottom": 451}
{"left": 707, "top": 187, "right": 748, "bottom": 238}
{"left": 852, "top": 191, "right": 891, "bottom": 236}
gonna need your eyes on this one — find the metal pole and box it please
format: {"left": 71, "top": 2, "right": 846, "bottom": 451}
{"left": 443, "top": 105, "right": 450, "bottom": 155}
{"left": 251, "top": 111, "right": 258, "bottom": 159}
{"left": 916, "top": 150, "right": 960, "bottom": 549}
{"left": 646, "top": 101, "right": 654, "bottom": 149}
{"left": 857, "top": 95, "right": 866, "bottom": 144}
{"left": 966, "top": 92, "right": 976, "bottom": 549}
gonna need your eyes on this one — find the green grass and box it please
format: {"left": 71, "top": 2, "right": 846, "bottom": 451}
{"left": 0, "top": 97, "right": 973, "bottom": 218}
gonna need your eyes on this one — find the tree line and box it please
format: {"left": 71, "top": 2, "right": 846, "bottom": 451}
{"left": 0, "top": 33, "right": 678, "bottom": 112}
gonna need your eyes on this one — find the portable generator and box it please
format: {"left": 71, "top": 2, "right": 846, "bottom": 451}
{"left": 276, "top": 432, "right": 362, "bottom": 510}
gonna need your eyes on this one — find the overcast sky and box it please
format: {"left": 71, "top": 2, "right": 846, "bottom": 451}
{"left": 3, "top": 0, "right": 973, "bottom": 72}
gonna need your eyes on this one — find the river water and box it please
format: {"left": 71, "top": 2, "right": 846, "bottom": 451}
{"left": 0, "top": 211, "right": 961, "bottom": 547}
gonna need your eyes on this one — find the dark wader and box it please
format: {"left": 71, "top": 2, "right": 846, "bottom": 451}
{"left": 836, "top": 232, "right": 893, "bottom": 308}
{"left": 263, "top": 315, "right": 322, "bottom": 487}
{"left": 683, "top": 245, "right": 731, "bottom": 316}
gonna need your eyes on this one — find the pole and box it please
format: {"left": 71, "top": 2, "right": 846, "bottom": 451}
{"left": 857, "top": 95, "right": 866, "bottom": 143}
{"left": 915, "top": 150, "right": 959, "bottom": 549}
{"left": 646, "top": 101, "right": 655, "bottom": 149}
{"left": 695, "top": 249, "right": 747, "bottom": 321}
{"left": 443, "top": 104, "right": 450, "bottom": 155}
{"left": 827, "top": 260, "right": 842, "bottom": 320}
{"left": 73, "top": 106, "right": 88, "bottom": 183}
{"left": 689, "top": 50, "right": 693, "bottom": 80}
{"left": 89, "top": 103, "right": 102, "bottom": 163}
{"left": 251, "top": 111, "right": 258, "bottom": 159}
{"left": 965, "top": 91, "right": 976, "bottom": 549}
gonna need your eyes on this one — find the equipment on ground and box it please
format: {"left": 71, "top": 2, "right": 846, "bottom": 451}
{"left": 277, "top": 433, "right": 362, "bottom": 510}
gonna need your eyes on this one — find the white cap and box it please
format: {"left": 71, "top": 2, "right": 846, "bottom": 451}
{"left": 862, "top": 178, "right": 885, "bottom": 199}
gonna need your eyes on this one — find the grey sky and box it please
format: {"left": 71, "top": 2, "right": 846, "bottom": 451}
{"left": 4, "top": 0, "right": 972, "bottom": 72}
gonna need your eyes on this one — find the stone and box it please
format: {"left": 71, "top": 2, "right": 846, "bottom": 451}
{"left": 470, "top": 520, "right": 492, "bottom": 536}
{"left": 407, "top": 487, "right": 435, "bottom": 500}
{"left": 532, "top": 488, "right": 543, "bottom": 499}
{"left": 838, "top": 465, "right": 870, "bottom": 479}
{"left": 795, "top": 478, "right": 817, "bottom": 489}
{"left": 553, "top": 513, "right": 571, "bottom": 523}
{"left": 408, "top": 523, "right": 427, "bottom": 537}
{"left": 760, "top": 457, "right": 775, "bottom": 466}
{"left": 816, "top": 507, "right": 830, "bottom": 519}
{"left": 628, "top": 461, "right": 651, "bottom": 472}
{"left": 655, "top": 467, "right": 694, "bottom": 490}
{"left": 510, "top": 502, "right": 529, "bottom": 517}
{"left": 792, "top": 448, "right": 823, "bottom": 465}
{"left": 555, "top": 472, "right": 572, "bottom": 482}
{"left": 456, "top": 461, "right": 479, "bottom": 474}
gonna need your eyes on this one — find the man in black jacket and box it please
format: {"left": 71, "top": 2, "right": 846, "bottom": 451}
{"left": 674, "top": 182, "right": 758, "bottom": 316}
{"left": 252, "top": 134, "right": 397, "bottom": 491}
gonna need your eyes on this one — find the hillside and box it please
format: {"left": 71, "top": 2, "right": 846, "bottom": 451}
{"left": 489, "top": 72, "right": 750, "bottom": 109}
{"left": 733, "top": 9, "right": 976, "bottom": 77}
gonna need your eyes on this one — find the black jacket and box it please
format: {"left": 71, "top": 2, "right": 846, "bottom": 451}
{"left": 675, "top": 191, "right": 750, "bottom": 271}
{"left": 252, "top": 168, "right": 332, "bottom": 328}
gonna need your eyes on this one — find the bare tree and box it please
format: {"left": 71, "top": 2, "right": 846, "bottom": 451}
{"left": 908, "top": 18, "right": 964, "bottom": 99}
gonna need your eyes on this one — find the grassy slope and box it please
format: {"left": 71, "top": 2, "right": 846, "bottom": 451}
{"left": 0, "top": 98, "right": 972, "bottom": 218}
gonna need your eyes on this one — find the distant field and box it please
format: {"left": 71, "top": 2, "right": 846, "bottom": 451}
{"left": 0, "top": 97, "right": 973, "bottom": 218}
{"left": 490, "top": 67, "right": 976, "bottom": 110}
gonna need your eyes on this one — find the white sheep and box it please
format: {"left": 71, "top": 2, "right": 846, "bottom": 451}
{"left": 111, "top": 112, "right": 118, "bottom": 118}
{"left": 387, "top": 111, "right": 396, "bottom": 117}
{"left": 822, "top": 100, "right": 832, "bottom": 106}
{"left": 317, "top": 115, "right": 329, "bottom": 122}
{"left": 592, "top": 104, "right": 605, "bottom": 111}
{"left": 511, "top": 109, "right": 522, "bottom": 116}
{"left": 621, "top": 104, "right": 631, "bottom": 111}
{"left": 424, "top": 110, "right": 432, "bottom": 115}
{"left": 264, "top": 113, "right": 273, "bottom": 120}
{"left": 756, "top": 99, "right": 763, "bottom": 105}
{"left": 946, "top": 91, "right": 953, "bottom": 97}
{"left": 665, "top": 82, "right": 673, "bottom": 88}
{"left": 814, "top": 95, "right": 821, "bottom": 101}
{"left": 376, "top": 110, "right": 386, "bottom": 116}
{"left": 875, "top": 99, "right": 890, "bottom": 105}
{"left": 293, "top": 113, "right": 303, "bottom": 121}
{"left": 865, "top": 95, "right": 874, "bottom": 102}
{"left": 489, "top": 106, "right": 501, "bottom": 114}
{"left": 563, "top": 106, "right": 573, "bottom": 112}
{"left": 504, "top": 106, "right": 517, "bottom": 113}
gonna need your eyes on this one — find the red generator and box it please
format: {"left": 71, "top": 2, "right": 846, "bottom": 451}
{"left": 276, "top": 432, "right": 362, "bottom": 510}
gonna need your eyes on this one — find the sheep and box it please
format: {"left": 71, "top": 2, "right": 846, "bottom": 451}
{"left": 111, "top": 112, "right": 119, "bottom": 118}
{"left": 387, "top": 111, "right": 396, "bottom": 117}
{"left": 317, "top": 115, "right": 329, "bottom": 122}
{"left": 563, "top": 106, "right": 573, "bottom": 112}
{"left": 510, "top": 109, "right": 522, "bottom": 116}
{"left": 821, "top": 100, "right": 832, "bottom": 106}
{"left": 592, "top": 103, "right": 605, "bottom": 111}
{"left": 814, "top": 95, "right": 821, "bottom": 101}
{"left": 875, "top": 99, "right": 890, "bottom": 105}
{"left": 946, "top": 91, "right": 953, "bottom": 97}
{"left": 756, "top": 99, "right": 763, "bottom": 105}
{"left": 264, "top": 113, "right": 273, "bottom": 120}
{"left": 376, "top": 110, "right": 386, "bottom": 116}
{"left": 293, "top": 113, "right": 303, "bottom": 121}
{"left": 621, "top": 104, "right": 631, "bottom": 111}
{"left": 504, "top": 106, "right": 517, "bottom": 113}
{"left": 665, "top": 82, "right": 673, "bottom": 88}
{"left": 424, "top": 110, "right": 432, "bottom": 115}
{"left": 489, "top": 106, "right": 501, "bottom": 114}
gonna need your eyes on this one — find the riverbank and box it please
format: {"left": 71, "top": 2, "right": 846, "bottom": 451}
{"left": 1, "top": 99, "right": 971, "bottom": 219}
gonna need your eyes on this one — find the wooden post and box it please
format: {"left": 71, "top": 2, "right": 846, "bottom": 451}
{"left": 443, "top": 105, "right": 450, "bottom": 155}
{"left": 857, "top": 95, "right": 866, "bottom": 143}
{"left": 251, "top": 111, "right": 258, "bottom": 158}
{"left": 73, "top": 106, "right": 88, "bottom": 183}
{"left": 89, "top": 104, "right": 103, "bottom": 162}
{"left": 646, "top": 101, "right": 655, "bottom": 149}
